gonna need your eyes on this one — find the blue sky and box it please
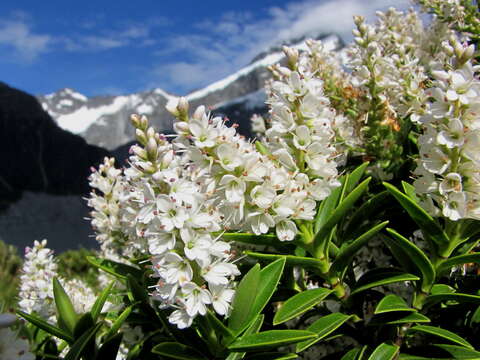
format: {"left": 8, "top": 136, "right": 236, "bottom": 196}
{"left": 0, "top": 0, "right": 409, "bottom": 97}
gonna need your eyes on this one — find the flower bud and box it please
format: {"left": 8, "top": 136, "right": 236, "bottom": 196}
{"left": 146, "top": 137, "right": 158, "bottom": 161}
{"left": 193, "top": 105, "right": 206, "bottom": 121}
{"left": 283, "top": 46, "right": 299, "bottom": 70}
{"left": 135, "top": 129, "right": 148, "bottom": 145}
{"left": 131, "top": 145, "right": 148, "bottom": 160}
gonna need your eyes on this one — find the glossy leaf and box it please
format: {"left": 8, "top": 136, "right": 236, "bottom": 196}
{"left": 424, "top": 293, "right": 480, "bottom": 307}
{"left": 105, "top": 304, "right": 134, "bottom": 341}
{"left": 245, "top": 353, "right": 298, "bottom": 360}
{"left": 344, "top": 191, "right": 390, "bottom": 239}
{"left": 73, "top": 313, "right": 94, "bottom": 339}
{"left": 434, "top": 344, "right": 480, "bottom": 359}
{"left": 64, "top": 323, "right": 102, "bottom": 360}
{"left": 351, "top": 268, "right": 420, "bottom": 295}
{"left": 53, "top": 277, "right": 77, "bottom": 334}
{"left": 17, "top": 310, "right": 74, "bottom": 343}
{"left": 296, "top": 313, "right": 352, "bottom": 352}
{"left": 273, "top": 288, "right": 333, "bottom": 325}
{"left": 314, "top": 178, "right": 371, "bottom": 253}
{"left": 315, "top": 175, "right": 346, "bottom": 233}
{"left": 228, "top": 264, "right": 261, "bottom": 334}
{"left": 221, "top": 233, "right": 284, "bottom": 248}
{"left": 97, "top": 333, "right": 123, "bottom": 360}
{"left": 408, "top": 325, "right": 473, "bottom": 349}
{"left": 250, "top": 258, "right": 286, "bottom": 323}
{"left": 331, "top": 221, "right": 389, "bottom": 278}
{"left": 437, "top": 253, "right": 480, "bottom": 275}
{"left": 226, "top": 315, "right": 265, "bottom": 360}
{"left": 341, "top": 347, "right": 367, "bottom": 360}
{"left": 228, "top": 330, "right": 317, "bottom": 352}
{"left": 245, "top": 252, "right": 323, "bottom": 270}
{"left": 374, "top": 294, "right": 416, "bottom": 314}
{"left": 385, "top": 228, "right": 435, "bottom": 292}
{"left": 383, "top": 182, "right": 449, "bottom": 246}
{"left": 86, "top": 256, "right": 143, "bottom": 281}
{"left": 152, "top": 342, "right": 207, "bottom": 360}
{"left": 384, "top": 312, "right": 431, "bottom": 325}
{"left": 345, "top": 162, "right": 370, "bottom": 193}
{"left": 367, "top": 343, "right": 399, "bottom": 360}
{"left": 91, "top": 280, "right": 115, "bottom": 321}
{"left": 401, "top": 181, "right": 419, "bottom": 203}
{"left": 127, "top": 274, "right": 148, "bottom": 303}
{"left": 206, "top": 311, "right": 234, "bottom": 343}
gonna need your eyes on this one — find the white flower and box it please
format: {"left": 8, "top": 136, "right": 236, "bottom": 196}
{"left": 203, "top": 262, "right": 240, "bottom": 286}
{"left": 182, "top": 282, "right": 212, "bottom": 317}
{"left": 0, "top": 328, "right": 34, "bottom": 360}
{"left": 0, "top": 314, "right": 17, "bottom": 329}
{"left": 275, "top": 220, "right": 298, "bottom": 241}
{"left": 442, "top": 192, "right": 467, "bottom": 220}
{"left": 168, "top": 309, "right": 193, "bottom": 329}
{"left": 161, "top": 252, "right": 193, "bottom": 285}
{"left": 210, "top": 284, "right": 235, "bottom": 316}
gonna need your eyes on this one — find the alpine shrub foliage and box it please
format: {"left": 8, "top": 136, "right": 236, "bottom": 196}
{"left": 9, "top": 2, "right": 480, "bottom": 359}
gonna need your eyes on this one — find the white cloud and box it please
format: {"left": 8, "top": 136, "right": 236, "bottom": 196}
{"left": 153, "top": 0, "right": 411, "bottom": 94}
{"left": 0, "top": 19, "right": 50, "bottom": 61}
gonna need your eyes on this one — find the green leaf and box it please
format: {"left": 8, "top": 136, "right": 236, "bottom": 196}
{"left": 469, "top": 306, "right": 480, "bottom": 327}
{"left": 383, "top": 312, "right": 431, "bottom": 325}
{"left": 383, "top": 182, "right": 449, "bottom": 246}
{"left": 367, "top": 343, "right": 399, "bottom": 360}
{"left": 296, "top": 313, "right": 352, "bottom": 353}
{"left": 341, "top": 347, "right": 367, "bottom": 360}
{"left": 385, "top": 228, "right": 436, "bottom": 292}
{"left": 64, "top": 323, "right": 102, "bottom": 360}
{"left": 345, "top": 162, "right": 370, "bottom": 194}
{"left": 250, "top": 258, "right": 286, "bottom": 322}
{"left": 399, "top": 355, "right": 445, "bottom": 360}
{"left": 408, "top": 325, "right": 473, "bottom": 349}
{"left": 228, "top": 264, "right": 261, "bottom": 334}
{"left": 344, "top": 191, "right": 390, "bottom": 239}
{"left": 401, "top": 181, "right": 419, "bottom": 203}
{"left": 127, "top": 274, "right": 148, "bottom": 303}
{"left": 331, "top": 221, "right": 389, "bottom": 279}
{"left": 314, "top": 178, "right": 371, "bottom": 254}
{"left": 73, "top": 313, "right": 94, "bottom": 339}
{"left": 226, "top": 315, "right": 265, "bottom": 360}
{"left": 245, "top": 252, "right": 323, "bottom": 270}
{"left": 351, "top": 268, "right": 420, "bottom": 296}
{"left": 273, "top": 288, "right": 333, "bottom": 325}
{"left": 228, "top": 330, "right": 317, "bottom": 352}
{"left": 374, "top": 294, "right": 416, "bottom": 314}
{"left": 86, "top": 256, "right": 142, "bottom": 281}
{"left": 221, "top": 233, "right": 285, "bottom": 248}
{"left": 315, "top": 176, "right": 346, "bottom": 233}
{"left": 91, "top": 280, "right": 115, "bottom": 322}
{"left": 53, "top": 277, "right": 77, "bottom": 334}
{"left": 431, "top": 284, "right": 456, "bottom": 294}
{"left": 105, "top": 304, "right": 134, "bottom": 341}
{"left": 424, "top": 293, "right": 480, "bottom": 307}
{"left": 434, "top": 344, "right": 480, "bottom": 359}
{"left": 17, "top": 310, "right": 74, "bottom": 343}
{"left": 152, "top": 342, "right": 207, "bottom": 360}
{"left": 206, "top": 310, "right": 234, "bottom": 343}
{"left": 245, "top": 353, "right": 298, "bottom": 360}
{"left": 437, "top": 253, "right": 480, "bottom": 275}
{"left": 97, "top": 333, "right": 123, "bottom": 360}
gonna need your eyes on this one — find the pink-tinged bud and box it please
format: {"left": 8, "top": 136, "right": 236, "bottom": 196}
{"left": 166, "top": 98, "right": 180, "bottom": 116}
{"left": 193, "top": 105, "right": 206, "bottom": 120}
{"left": 130, "top": 114, "right": 141, "bottom": 128}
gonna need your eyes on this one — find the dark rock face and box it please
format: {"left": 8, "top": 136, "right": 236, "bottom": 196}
{"left": 0, "top": 82, "right": 110, "bottom": 210}
{"left": 0, "top": 83, "right": 111, "bottom": 252}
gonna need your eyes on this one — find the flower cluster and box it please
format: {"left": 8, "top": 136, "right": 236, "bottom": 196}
{"left": 0, "top": 314, "right": 34, "bottom": 360}
{"left": 169, "top": 98, "right": 331, "bottom": 242}
{"left": 90, "top": 117, "right": 240, "bottom": 328}
{"left": 18, "top": 240, "right": 97, "bottom": 321}
{"left": 413, "top": 36, "right": 480, "bottom": 220}
{"left": 263, "top": 43, "right": 350, "bottom": 184}
{"left": 18, "top": 240, "right": 57, "bottom": 321}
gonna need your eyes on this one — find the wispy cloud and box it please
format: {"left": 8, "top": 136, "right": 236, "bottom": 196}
{"left": 152, "top": 0, "right": 411, "bottom": 93}
{"left": 0, "top": 17, "right": 51, "bottom": 62}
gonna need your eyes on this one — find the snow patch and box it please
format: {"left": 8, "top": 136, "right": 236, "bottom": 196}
{"left": 56, "top": 96, "right": 129, "bottom": 134}
{"left": 214, "top": 89, "right": 266, "bottom": 111}
{"left": 185, "top": 35, "right": 339, "bottom": 102}
{"left": 137, "top": 103, "right": 154, "bottom": 114}
{"left": 59, "top": 99, "right": 73, "bottom": 107}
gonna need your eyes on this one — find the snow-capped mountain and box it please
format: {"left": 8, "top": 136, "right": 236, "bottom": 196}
{"left": 38, "top": 34, "right": 342, "bottom": 150}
